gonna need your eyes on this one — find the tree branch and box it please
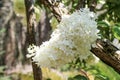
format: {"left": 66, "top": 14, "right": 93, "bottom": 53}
{"left": 38, "top": 0, "right": 68, "bottom": 22}
{"left": 40, "top": 0, "right": 61, "bottom": 22}
{"left": 91, "top": 39, "right": 120, "bottom": 74}
{"left": 24, "top": 0, "right": 42, "bottom": 80}
{"left": 87, "top": 0, "right": 97, "bottom": 11}
{"left": 79, "top": 0, "right": 86, "bottom": 8}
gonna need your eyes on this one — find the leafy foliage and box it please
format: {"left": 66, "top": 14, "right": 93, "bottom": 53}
{"left": 88, "top": 61, "right": 120, "bottom": 80}
{"left": 112, "top": 24, "right": 120, "bottom": 40}
{"left": 98, "top": 0, "right": 120, "bottom": 40}
{"left": 68, "top": 75, "right": 88, "bottom": 80}
{"left": 0, "top": 66, "right": 11, "bottom": 80}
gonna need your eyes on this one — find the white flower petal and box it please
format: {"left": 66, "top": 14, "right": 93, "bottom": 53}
{"left": 27, "top": 8, "right": 99, "bottom": 68}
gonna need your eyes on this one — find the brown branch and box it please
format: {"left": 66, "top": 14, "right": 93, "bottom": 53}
{"left": 91, "top": 39, "right": 120, "bottom": 74}
{"left": 87, "top": 0, "right": 97, "bottom": 11}
{"left": 24, "top": 0, "right": 42, "bottom": 80}
{"left": 79, "top": 0, "right": 86, "bottom": 8}
{"left": 40, "top": 0, "right": 61, "bottom": 22}
{"left": 39, "top": 0, "right": 68, "bottom": 22}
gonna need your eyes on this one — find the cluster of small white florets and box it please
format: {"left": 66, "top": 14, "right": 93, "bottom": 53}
{"left": 27, "top": 8, "right": 99, "bottom": 68}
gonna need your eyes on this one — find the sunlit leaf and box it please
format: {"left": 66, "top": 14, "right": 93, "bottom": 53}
{"left": 95, "top": 75, "right": 109, "bottom": 80}
{"left": 112, "top": 26, "right": 120, "bottom": 40}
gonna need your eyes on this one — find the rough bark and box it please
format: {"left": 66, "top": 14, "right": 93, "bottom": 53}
{"left": 91, "top": 39, "right": 120, "bottom": 74}
{"left": 5, "top": 13, "right": 16, "bottom": 67}
{"left": 0, "top": 0, "right": 13, "bottom": 66}
{"left": 24, "top": 0, "right": 42, "bottom": 80}
{"left": 40, "top": 0, "right": 61, "bottom": 22}
{"left": 38, "top": 0, "right": 68, "bottom": 22}
{"left": 37, "top": 10, "right": 51, "bottom": 42}
{"left": 0, "top": 0, "right": 26, "bottom": 67}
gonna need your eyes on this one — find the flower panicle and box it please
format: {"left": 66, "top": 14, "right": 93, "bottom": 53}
{"left": 27, "top": 8, "right": 99, "bottom": 68}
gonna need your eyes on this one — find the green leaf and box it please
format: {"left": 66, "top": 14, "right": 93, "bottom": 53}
{"left": 95, "top": 75, "right": 109, "bottom": 80}
{"left": 68, "top": 75, "right": 88, "bottom": 80}
{"left": 112, "top": 26, "right": 120, "bottom": 40}
{"left": 73, "top": 75, "right": 88, "bottom": 80}
{"left": 98, "top": 21, "right": 110, "bottom": 28}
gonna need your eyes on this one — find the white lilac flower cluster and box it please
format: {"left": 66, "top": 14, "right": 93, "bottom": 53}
{"left": 27, "top": 8, "right": 99, "bottom": 68}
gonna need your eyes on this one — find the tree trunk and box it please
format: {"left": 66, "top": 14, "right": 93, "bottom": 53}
{"left": 0, "top": 0, "right": 26, "bottom": 67}
{"left": 0, "top": 0, "right": 13, "bottom": 66}
{"left": 36, "top": 10, "right": 51, "bottom": 45}
{"left": 24, "top": 0, "right": 42, "bottom": 80}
